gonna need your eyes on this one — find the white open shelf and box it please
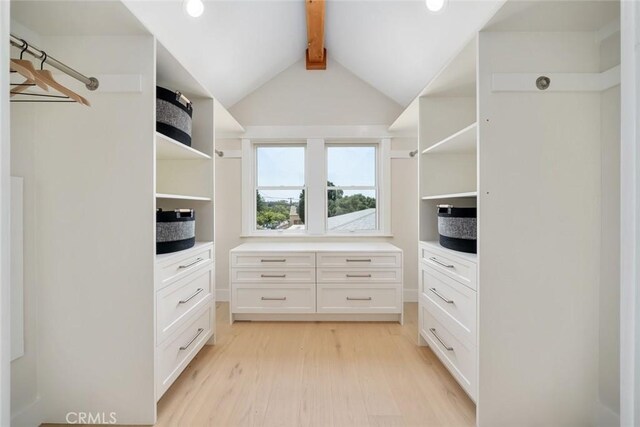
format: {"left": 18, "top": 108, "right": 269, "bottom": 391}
{"left": 155, "top": 241, "right": 213, "bottom": 262}
{"left": 156, "top": 193, "right": 212, "bottom": 201}
{"left": 156, "top": 132, "right": 212, "bottom": 160}
{"left": 421, "top": 191, "right": 478, "bottom": 200}
{"left": 422, "top": 122, "right": 477, "bottom": 155}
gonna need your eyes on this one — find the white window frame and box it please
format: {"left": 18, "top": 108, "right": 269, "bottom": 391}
{"left": 242, "top": 138, "right": 391, "bottom": 237}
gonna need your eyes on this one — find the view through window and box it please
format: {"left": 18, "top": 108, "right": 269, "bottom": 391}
{"left": 255, "top": 146, "right": 306, "bottom": 231}
{"left": 326, "top": 145, "right": 378, "bottom": 232}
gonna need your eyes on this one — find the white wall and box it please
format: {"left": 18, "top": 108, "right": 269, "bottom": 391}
{"left": 9, "top": 32, "right": 157, "bottom": 424}
{"left": 215, "top": 59, "right": 419, "bottom": 302}
{"left": 478, "top": 31, "right": 603, "bottom": 426}
{"left": 0, "top": 2, "right": 12, "bottom": 426}
{"left": 598, "top": 29, "right": 621, "bottom": 424}
{"left": 230, "top": 58, "right": 402, "bottom": 126}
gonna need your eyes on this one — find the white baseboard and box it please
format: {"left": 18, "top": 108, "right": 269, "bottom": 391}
{"left": 404, "top": 288, "right": 418, "bottom": 302}
{"left": 596, "top": 400, "right": 620, "bottom": 427}
{"left": 216, "top": 288, "right": 230, "bottom": 302}
{"left": 11, "top": 396, "right": 44, "bottom": 427}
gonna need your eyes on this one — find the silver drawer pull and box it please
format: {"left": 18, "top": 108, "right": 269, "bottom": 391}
{"left": 261, "top": 274, "right": 286, "bottom": 278}
{"left": 261, "top": 259, "right": 286, "bottom": 263}
{"left": 178, "top": 257, "right": 205, "bottom": 269}
{"left": 261, "top": 297, "right": 287, "bottom": 301}
{"left": 346, "top": 274, "right": 372, "bottom": 278}
{"left": 179, "top": 328, "right": 204, "bottom": 351}
{"left": 346, "top": 259, "right": 371, "bottom": 262}
{"left": 429, "top": 257, "right": 455, "bottom": 269}
{"left": 429, "top": 288, "right": 454, "bottom": 304}
{"left": 429, "top": 328, "right": 454, "bottom": 351}
{"left": 178, "top": 288, "right": 204, "bottom": 304}
{"left": 346, "top": 297, "right": 372, "bottom": 301}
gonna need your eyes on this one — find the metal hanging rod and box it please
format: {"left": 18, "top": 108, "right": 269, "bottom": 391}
{"left": 10, "top": 34, "right": 99, "bottom": 91}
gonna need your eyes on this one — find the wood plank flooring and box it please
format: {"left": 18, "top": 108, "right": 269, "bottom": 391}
{"left": 155, "top": 302, "right": 475, "bottom": 427}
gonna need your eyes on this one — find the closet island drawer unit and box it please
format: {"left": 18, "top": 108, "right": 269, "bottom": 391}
{"left": 418, "top": 240, "right": 477, "bottom": 401}
{"left": 155, "top": 242, "right": 215, "bottom": 400}
{"left": 230, "top": 243, "right": 403, "bottom": 322}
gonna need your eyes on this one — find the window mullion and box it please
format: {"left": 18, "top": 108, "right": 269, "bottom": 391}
{"left": 306, "top": 138, "right": 325, "bottom": 235}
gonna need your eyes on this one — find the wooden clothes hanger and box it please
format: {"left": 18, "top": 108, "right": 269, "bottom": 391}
{"left": 10, "top": 40, "right": 49, "bottom": 92}
{"left": 11, "top": 50, "right": 91, "bottom": 106}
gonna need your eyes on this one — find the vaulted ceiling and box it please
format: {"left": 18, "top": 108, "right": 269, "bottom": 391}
{"left": 124, "top": 0, "right": 503, "bottom": 108}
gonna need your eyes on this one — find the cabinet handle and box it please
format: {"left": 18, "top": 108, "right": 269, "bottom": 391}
{"left": 261, "top": 297, "right": 287, "bottom": 301}
{"left": 346, "top": 297, "right": 372, "bottom": 301}
{"left": 346, "top": 274, "right": 372, "bottom": 278}
{"left": 346, "top": 259, "right": 371, "bottom": 263}
{"left": 178, "top": 257, "right": 205, "bottom": 269}
{"left": 429, "top": 288, "right": 454, "bottom": 304}
{"left": 261, "top": 259, "right": 286, "bottom": 263}
{"left": 179, "top": 328, "right": 204, "bottom": 351}
{"left": 261, "top": 274, "right": 286, "bottom": 278}
{"left": 429, "top": 328, "right": 454, "bottom": 351}
{"left": 178, "top": 288, "right": 204, "bottom": 304}
{"left": 429, "top": 257, "right": 455, "bottom": 269}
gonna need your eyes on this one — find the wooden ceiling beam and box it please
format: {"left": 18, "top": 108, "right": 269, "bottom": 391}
{"left": 306, "top": 0, "right": 326, "bottom": 70}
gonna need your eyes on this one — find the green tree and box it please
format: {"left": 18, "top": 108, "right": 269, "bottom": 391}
{"left": 297, "top": 189, "right": 306, "bottom": 224}
{"left": 256, "top": 191, "right": 266, "bottom": 213}
{"left": 257, "top": 210, "right": 287, "bottom": 229}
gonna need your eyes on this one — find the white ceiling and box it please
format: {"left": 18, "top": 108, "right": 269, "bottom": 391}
{"left": 124, "top": 0, "right": 503, "bottom": 108}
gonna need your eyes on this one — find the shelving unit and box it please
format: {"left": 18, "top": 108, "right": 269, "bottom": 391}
{"left": 156, "top": 193, "right": 212, "bottom": 202}
{"left": 156, "top": 132, "right": 212, "bottom": 160}
{"left": 422, "top": 122, "right": 477, "bottom": 155}
{"left": 421, "top": 192, "right": 477, "bottom": 200}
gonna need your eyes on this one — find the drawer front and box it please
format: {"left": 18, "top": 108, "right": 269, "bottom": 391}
{"left": 231, "top": 252, "right": 315, "bottom": 268}
{"left": 232, "top": 285, "right": 315, "bottom": 313}
{"left": 157, "top": 267, "right": 213, "bottom": 345}
{"left": 421, "top": 306, "right": 476, "bottom": 401}
{"left": 157, "top": 304, "right": 213, "bottom": 399}
{"left": 317, "top": 268, "right": 401, "bottom": 284}
{"left": 316, "top": 285, "right": 402, "bottom": 313}
{"left": 420, "top": 245, "right": 476, "bottom": 290}
{"left": 231, "top": 268, "right": 315, "bottom": 284}
{"left": 317, "top": 252, "right": 401, "bottom": 268}
{"left": 421, "top": 266, "right": 476, "bottom": 345}
{"left": 157, "top": 245, "right": 213, "bottom": 289}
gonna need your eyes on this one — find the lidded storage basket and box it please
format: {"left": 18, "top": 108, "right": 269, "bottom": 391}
{"left": 437, "top": 205, "right": 477, "bottom": 254}
{"left": 156, "top": 86, "right": 193, "bottom": 146}
{"left": 156, "top": 209, "right": 196, "bottom": 254}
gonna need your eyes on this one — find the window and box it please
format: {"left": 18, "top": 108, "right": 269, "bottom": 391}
{"left": 255, "top": 145, "right": 306, "bottom": 232}
{"left": 243, "top": 138, "right": 390, "bottom": 236}
{"left": 327, "top": 146, "right": 378, "bottom": 232}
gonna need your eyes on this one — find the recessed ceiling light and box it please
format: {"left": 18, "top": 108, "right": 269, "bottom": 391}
{"left": 184, "top": 0, "right": 204, "bottom": 18}
{"left": 425, "top": 0, "right": 447, "bottom": 13}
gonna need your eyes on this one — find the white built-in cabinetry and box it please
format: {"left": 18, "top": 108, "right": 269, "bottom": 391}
{"left": 390, "top": 1, "right": 621, "bottom": 425}
{"left": 230, "top": 243, "right": 403, "bottom": 322}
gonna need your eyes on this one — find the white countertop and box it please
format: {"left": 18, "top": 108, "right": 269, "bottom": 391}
{"left": 230, "top": 242, "right": 402, "bottom": 253}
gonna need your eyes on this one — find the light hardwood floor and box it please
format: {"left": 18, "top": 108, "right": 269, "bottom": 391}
{"left": 154, "top": 302, "right": 475, "bottom": 427}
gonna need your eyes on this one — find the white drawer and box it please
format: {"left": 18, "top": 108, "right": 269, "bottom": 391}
{"left": 157, "top": 303, "right": 213, "bottom": 400}
{"left": 317, "top": 268, "right": 401, "bottom": 284}
{"left": 156, "top": 244, "right": 213, "bottom": 289}
{"left": 231, "top": 268, "right": 315, "bottom": 283}
{"left": 157, "top": 267, "right": 213, "bottom": 345}
{"left": 316, "top": 285, "right": 402, "bottom": 313}
{"left": 420, "top": 243, "right": 477, "bottom": 290}
{"left": 232, "top": 285, "right": 315, "bottom": 313}
{"left": 421, "top": 306, "right": 476, "bottom": 401}
{"left": 231, "top": 252, "right": 315, "bottom": 268}
{"left": 421, "top": 266, "right": 476, "bottom": 345}
{"left": 316, "top": 252, "right": 401, "bottom": 268}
